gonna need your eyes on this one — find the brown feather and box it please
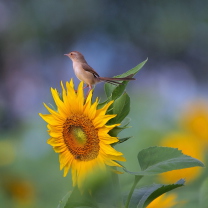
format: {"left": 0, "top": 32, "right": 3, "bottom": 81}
{"left": 81, "top": 63, "right": 100, "bottom": 78}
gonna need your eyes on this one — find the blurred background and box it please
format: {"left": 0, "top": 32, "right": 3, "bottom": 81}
{"left": 0, "top": 0, "right": 208, "bottom": 207}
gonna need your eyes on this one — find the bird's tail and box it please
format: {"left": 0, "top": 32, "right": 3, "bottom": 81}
{"left": 98, "top": 74, "right": 135, "bottom": 85}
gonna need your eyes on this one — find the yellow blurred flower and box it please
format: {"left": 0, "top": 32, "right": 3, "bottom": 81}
{"left": 179, "top": 100, "right": 208, "bottom": 144}
{"left": 1, "top": 175, "right": 35, "bottom": 208}
{"left": 158, "top": 132, "right": 204, "bottom": 184}
{"left": 39, "top": 80, "right": 125, "bottom": 190}
{"left": 147, "top": 193, "right": 177, "bottom": 208}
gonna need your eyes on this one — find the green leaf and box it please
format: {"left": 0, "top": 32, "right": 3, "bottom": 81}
{"left": 112, "top": 137, "right": 132, "bottom": 146}
{"left": 108, "top": 92, "right": 130, "bottom": 124}
{"left": 124, "top": 146, "right": 204, "bottom": 175}
{"left": 64, "top": 187, "right": 98, "bottom": 208}
{"left": 104, "top": 77, "right": 131, "bottom": 99}
{"left": 199, "top": 177, "right": 208, "bottom": 207}
{"left": 109, "top": 126, "right": 129, "bottom": 137}
{"left": 108, "top": 117, "right": 131, "bottom": 137}
{"left": 115, "top": 58, "right": 148, "bottom": 78}
{"left": 104, "top": 83, "right": 114, "bottom": 98}
{"left": 104, "top": 79, "right": 129, "bottom": 100}
{"left": 104, "top": 58, "right": 148, "bottom": 98}
{"left": 125, "top": 179, "right": 185, "bottom": 208}
{"left": 57, "top": 192, "right": 70, "bottom": 208}
{"left": 97, "top": 96, "right": 112, "bottom": 109}
{"left": 111, "top": 81, "right": 129, "bottom": 100}
{"left": 120, "top": 117, "right": 131, "bottom": 127}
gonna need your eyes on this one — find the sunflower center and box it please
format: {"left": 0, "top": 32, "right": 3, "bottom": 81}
{"left": 63, "top": 114, "right": 100, "bottom": 161}
{"left": 71, "top": 127, "right": 87, "bottom": 145}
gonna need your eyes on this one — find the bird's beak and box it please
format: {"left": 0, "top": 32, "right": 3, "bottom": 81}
{"left": 64, "top": 54, "right": 68, "bottom": 56}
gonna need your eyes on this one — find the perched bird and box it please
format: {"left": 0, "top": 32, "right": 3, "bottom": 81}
{"left": 64, "top": 51, "right": 135, "bottom": 93}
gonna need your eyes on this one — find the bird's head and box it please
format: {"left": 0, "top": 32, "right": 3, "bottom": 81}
{"left": 64, "top": 51, "right": 86, "bottom": 63}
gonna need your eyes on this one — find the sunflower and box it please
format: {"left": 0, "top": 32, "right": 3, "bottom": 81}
{"left": 146, "top": 193, "right": 181, "bottom": 208}
{"left": 39, "top": 80, "right": 125, "bottom": 189}
{"left": 158, "top": 132, "right": 204, "bottom": 184}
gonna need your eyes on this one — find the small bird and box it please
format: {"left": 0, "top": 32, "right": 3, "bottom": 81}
{"left": 64, "top": 51, "right": 135, "bottom": 93}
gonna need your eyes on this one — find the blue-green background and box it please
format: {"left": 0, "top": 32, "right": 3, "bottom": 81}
{"left": 0, "top": 1, "right": 207, "bottom": 207}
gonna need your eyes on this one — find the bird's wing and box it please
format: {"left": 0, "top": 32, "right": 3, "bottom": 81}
{"left": 81, "top": 63, "right": 100, "bottom": 78}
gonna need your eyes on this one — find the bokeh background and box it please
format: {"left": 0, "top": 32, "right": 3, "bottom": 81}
{"left": 0, "top": 1, "right": 208, "bottom": 207}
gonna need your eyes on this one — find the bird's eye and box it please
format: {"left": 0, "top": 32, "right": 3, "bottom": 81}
{"left": 70, "top": 53, "right": 73, "bottom": 56}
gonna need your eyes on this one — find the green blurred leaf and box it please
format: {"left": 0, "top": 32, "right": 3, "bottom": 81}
{"left": 104, "top": 58, "right": 148, "bottom": 98}
{"left": 138, "top": 146, "right": 204, "bottom": 173}
{"left": 57, "top": 192, "right": 70, "bottom": 208}
{"left": 124, "top": 146, "right": 204, "bottom": 175}
{"left": 108, "top": 92, "right": 130, "bottom": 124}
{"left": 125, "top": 179, "right": 185, "bottom": 208}
{"left": 64, "top": 187, "right": 98, "bottom": 208}
{"left": 199, "top": 177, "right": 208, "bottom": 208}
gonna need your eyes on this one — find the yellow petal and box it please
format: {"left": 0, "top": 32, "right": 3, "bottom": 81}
{"left": 63, "top": 156, "right": 73, "bottom": 177}
{"left": 47, "top": 138, "right": 63, "bottom": 146}
{"left": 51, "top": 88, "right": 70, "bottom": 116}
{"left": 93, "top": 114, "right": 117, "bottom": 128}
{"left": 104, "top": 158, "right": 123, "bottom": 167}
{"left": 100, "top": 142, "right": 124, "bottom": 156}
{"left": 48, "top": 130, "right": 62, "bottom": 138}
{"left": 96, "top": 100, "right": 114, "bottom": 117}
{"left": 61, "top": 81, "right": 72, "bottom": 110}
{"left": 99, "top": 136, "right": 118, "bottom": 144}
{"left": 42, "top": 103, "right": 64, "bottom": 120}
{"left": 71, "top": 160, "right": 78, "bottom": 186}
{"left": 53, "top": 145, "right": 67, "bottom": 153}
{"left": 39, "top": 114, "right": 62, "bottom": 125}
{"left": 87, "top": 98, "right": 99, "bottom": 119}
{"left": 83, "top": 90, "right": 93, "bottom": 114}
{"left": 76, "top": 82, "right": 84, "bottom": 111}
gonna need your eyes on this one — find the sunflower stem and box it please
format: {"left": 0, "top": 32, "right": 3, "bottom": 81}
{"left": 125, "top": 175, "right": 143, "bottom": 208}
{"left": 111, "top": 170, "right": 122, "bottom": 208}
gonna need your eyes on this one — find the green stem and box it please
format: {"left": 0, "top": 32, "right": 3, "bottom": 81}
{"left": 111, "top": 170, "right": 122, "bottom": 208}
{"left": 125, "top": 175, "right": 143, "bottom": 208}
